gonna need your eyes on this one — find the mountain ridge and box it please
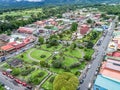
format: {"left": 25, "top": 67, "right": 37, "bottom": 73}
{"left": 0, "top": 0, "right": 120, "bottom": 10}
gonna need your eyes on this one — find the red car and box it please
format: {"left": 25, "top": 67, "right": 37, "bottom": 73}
{"left": 15, "top": 79, "right": 22, "bottom": 84}
{"left": 7, "top": 75, "right": 14, "bottom": 79}
{"left": 2, "top": 71, "right": 8, "bottom": 75}
{"left": 22, "top": 82, "right": 27, "bottom": 86}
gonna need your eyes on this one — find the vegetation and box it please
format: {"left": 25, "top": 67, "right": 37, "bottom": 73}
{"left": 53, "top": 72, "right": 79, "bottom": 90}
{"left": 70, "top": 22, "right": 78, "bottom": 32}
{"left": 38, "top": 36, "right": 44, "bottom": 44}
{"left": 0, "top": 5, "right": 80, "bottom": 34}
{"left": 0, "top": 85, "right": 4, "bottom": 90}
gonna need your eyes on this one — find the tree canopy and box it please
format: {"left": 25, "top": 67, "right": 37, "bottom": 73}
{"left": 53, "top": 72, "right": 79, "bottom": 90}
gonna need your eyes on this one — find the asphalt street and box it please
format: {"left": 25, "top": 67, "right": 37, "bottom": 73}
{"left": 79, "top": 16, "right": 118, "bottom": 90}
{"left": 0, "top": 71, "right": 26, "bottom": 90}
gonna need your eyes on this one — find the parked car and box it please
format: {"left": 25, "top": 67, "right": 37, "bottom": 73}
{"left": 4, "top": 85, "right": 10, "bottom": 90}
{"left": 15, "top": 79, "right": 22, "bottom": 84}
{"left": 82, "top": 74, "right": 86, "bottom": 79}
{"left": 8, "top": 75, "right": 14, "bottom": 79}
{"left": 27, "top": 85, "right": 32, "bottom": 89}
{"left": 80, "top": 79, "right": 84, "bottom": 84}
{"left": 2, "top": 71, "right": 8, "bottom": 75}
{"left": 95, "top": 71, "right": 98, "bottom": 76}
{"left": 87, "top": 64, "right": 91, "bottom": 69}
{"left": 88, "top": 83, "right": 92, "bottom": 90}
{"left": 22, "top": 82, "right": 27, "bottom": 86}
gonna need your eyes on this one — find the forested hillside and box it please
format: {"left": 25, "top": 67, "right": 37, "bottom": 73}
{"left": 0, "top": 0, "right": 120, "bottom": 10}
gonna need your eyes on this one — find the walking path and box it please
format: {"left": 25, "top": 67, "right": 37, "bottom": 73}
{"left": 27, "top": 49, "right": 40, "bottom": 62}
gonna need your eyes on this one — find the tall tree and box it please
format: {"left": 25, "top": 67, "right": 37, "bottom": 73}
{"left": 70, "top": 22, "right": 78, "bottom": 32}
{"left": 53, "top": 72, "right": 79, "bottom": 90}
{"left": 38, "top": 36, "right": 44, "bottom": 44}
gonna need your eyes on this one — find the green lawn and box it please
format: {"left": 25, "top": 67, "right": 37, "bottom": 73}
{"left": 41, "top": 44, "right": 63, "bottom": 51}
{"left": 63, "top": 47, "right": 83, "bottom": 58}
{"left": 84, "top": 49, "right": 94, "bottom": 56}
{"left": 0, "top": 8, "right": 43, "bottom": 20}
{"left": 42, "top": 75, "right": 56, "bottom": 90}
{"left": 60, "top": 33, "right": 72, "bottom": 40}
{"left": 30, "top": 49, "right": 51, "bottom": 61}
{"left": 63, "top": 56, "right": 79, "bottom": 67}
{"left": 50, "top": 68, "right": 64, "bottom": 74}
{"left": 29, "top": 69, "right": 48, "bottom": 85}
{"left": 16, "top": 49, "right": 33, "bottom": 63}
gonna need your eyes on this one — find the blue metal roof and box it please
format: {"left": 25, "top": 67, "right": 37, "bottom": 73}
{"left": 94, "top": 75, "right": 120, "bottom": 90}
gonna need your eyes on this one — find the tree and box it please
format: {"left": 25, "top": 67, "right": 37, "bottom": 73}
{"left": 70, "top": 22, "right": 78, "bottom": 32}
{"left": 0, "top": 85, "right": 4, "bottom": 90}
{"left": 86, "top": 41, "right": 94, "bottom": 49}
{"left": 70, "top": 43, "right": 76, "bottom": 50}
{"left": 53, "top": 72, "right": 79, "bottom": 90}
{"left": 52, "top": 60, "right": 62, "bottom": 68}
{"left": 40, "top": 61, "right": 49, "bottom": 67}
{"left": 49, "top": 38, "right": 59, "bottom": 46}
{"left": 84, "top": 54, "right": 91, "bottom": 61}
{"left": 37, "top": 72, "right": 45, "bottom": 77}
{"left": 12, "top": 68, "right": 21, "bottom": 76}
{"left": 87, "top": 19, "right": 92, "bottom": 24}
{"left": 38, "top": 36, "right": 44, "bottom": 44}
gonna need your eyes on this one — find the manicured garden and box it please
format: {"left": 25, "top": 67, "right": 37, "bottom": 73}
{"left": 40, "top": 44, "right": 63, "bottom": 52}
{"left": 63, "top": 47, "right": 83, "bottom": 58}
{"left": 42, "top": 75, "right": 56, "bottom": 90}
{"left": 30, "top": 48, "right": 51, "bottom": 61}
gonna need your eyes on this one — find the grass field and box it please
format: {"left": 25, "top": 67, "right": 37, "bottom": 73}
{"left": 63, "top": 56, "right": 79, "bottom": 67}
{"left": 30, "top": 49, "right": 51, "bottom": 61}
{"left": 0, "top": 8, "right": 43, "bottom": 20}
{"left": 42, "top": 75, "right": 56, "bottom": 90}
{"left": 63, "top": 47, "right": 83, "bottom": 58}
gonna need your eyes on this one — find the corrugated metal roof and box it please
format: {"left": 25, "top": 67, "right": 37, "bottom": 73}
{"left": 94, "top": 75, "right": 120, "bottom": 90}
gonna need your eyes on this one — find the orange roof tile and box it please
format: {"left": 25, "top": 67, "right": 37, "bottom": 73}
{"left": 100, "top": 62, "right": 120, "bottom": 81}
{"left": 1, "top": 45, "right": 15, "bottom": 51}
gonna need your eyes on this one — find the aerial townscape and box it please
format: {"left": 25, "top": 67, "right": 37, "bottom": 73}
{"left": 0, "top": 0, "right": 120, "bottom": 90}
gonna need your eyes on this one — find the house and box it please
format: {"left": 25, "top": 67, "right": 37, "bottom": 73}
{"left": 0, "top": 34, "right": 10, "bottom": 42}
{"left": 100, "top": 61, "right": 120, "bottom": 81}
{"left": 8, "top": 59, "right": 23, "bottom": 67}
{"left": 35, "top": 21, "right": 45, "bottom": 26}
{"left": 93, "top": 75, "right": 120, "bottom": 90}
{"left": 18, "top": 27, "right": 34, "bottom": 34}
{"left": 106, "top": 41, "right": 118, "bottom": 53}
{"left": 80, "top": 24, "right": 90, "bottom": 35}
{"left": 8, "top": 41, "right": 26, "bottom": 50}
{"left": 1, "top": 45, "right": 16, "bottom": 54}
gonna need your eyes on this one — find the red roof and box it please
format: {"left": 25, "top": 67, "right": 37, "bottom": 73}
{"left": 100, "top": 61, "right": 120, "bottom": 80}
{"left": 7, "top": 41, "right": 26, "bottom": 49}
{"left": 18, "top": 27, "right": 33, "bottom": 34}
{"left": 80, "top": 24, "right": 89, "bottom": 35}
{"left": 13, "top": 43, "right": 26, "bottom": 49}
{"left": 112, "top": 52, "right": 120, "bottom": 57}
{"left": 35, "top": 21, "right": 44, "bottom": 25}
{"left": 1, "top": 45, "right": 15, "bottom": 51}
{"left": 7, "top": 42, "right": 16, "bottom": 45}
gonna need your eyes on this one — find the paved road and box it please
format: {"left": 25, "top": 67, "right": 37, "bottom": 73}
{"left": 79, "top": 16, "right": 118, "bottom": 90}
{"left": 0, "top": 37, "right": 38, "bottom": 90}
{"left": 0, "top": 71, "right": 26, "bottom": 90}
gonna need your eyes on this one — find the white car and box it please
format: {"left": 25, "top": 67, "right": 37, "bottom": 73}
{"left": 95, "top": 71, "right": 98, "bottom": 76}
{"left": 4, "top": 85, "right": 10, "bottom": 90}
{"left": 87, "top": 64, "right": 91, "bottom": 69}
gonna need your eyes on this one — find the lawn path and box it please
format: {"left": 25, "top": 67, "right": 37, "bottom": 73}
{"left": 27, "top": 49, "right": 40, "bottom": 62}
